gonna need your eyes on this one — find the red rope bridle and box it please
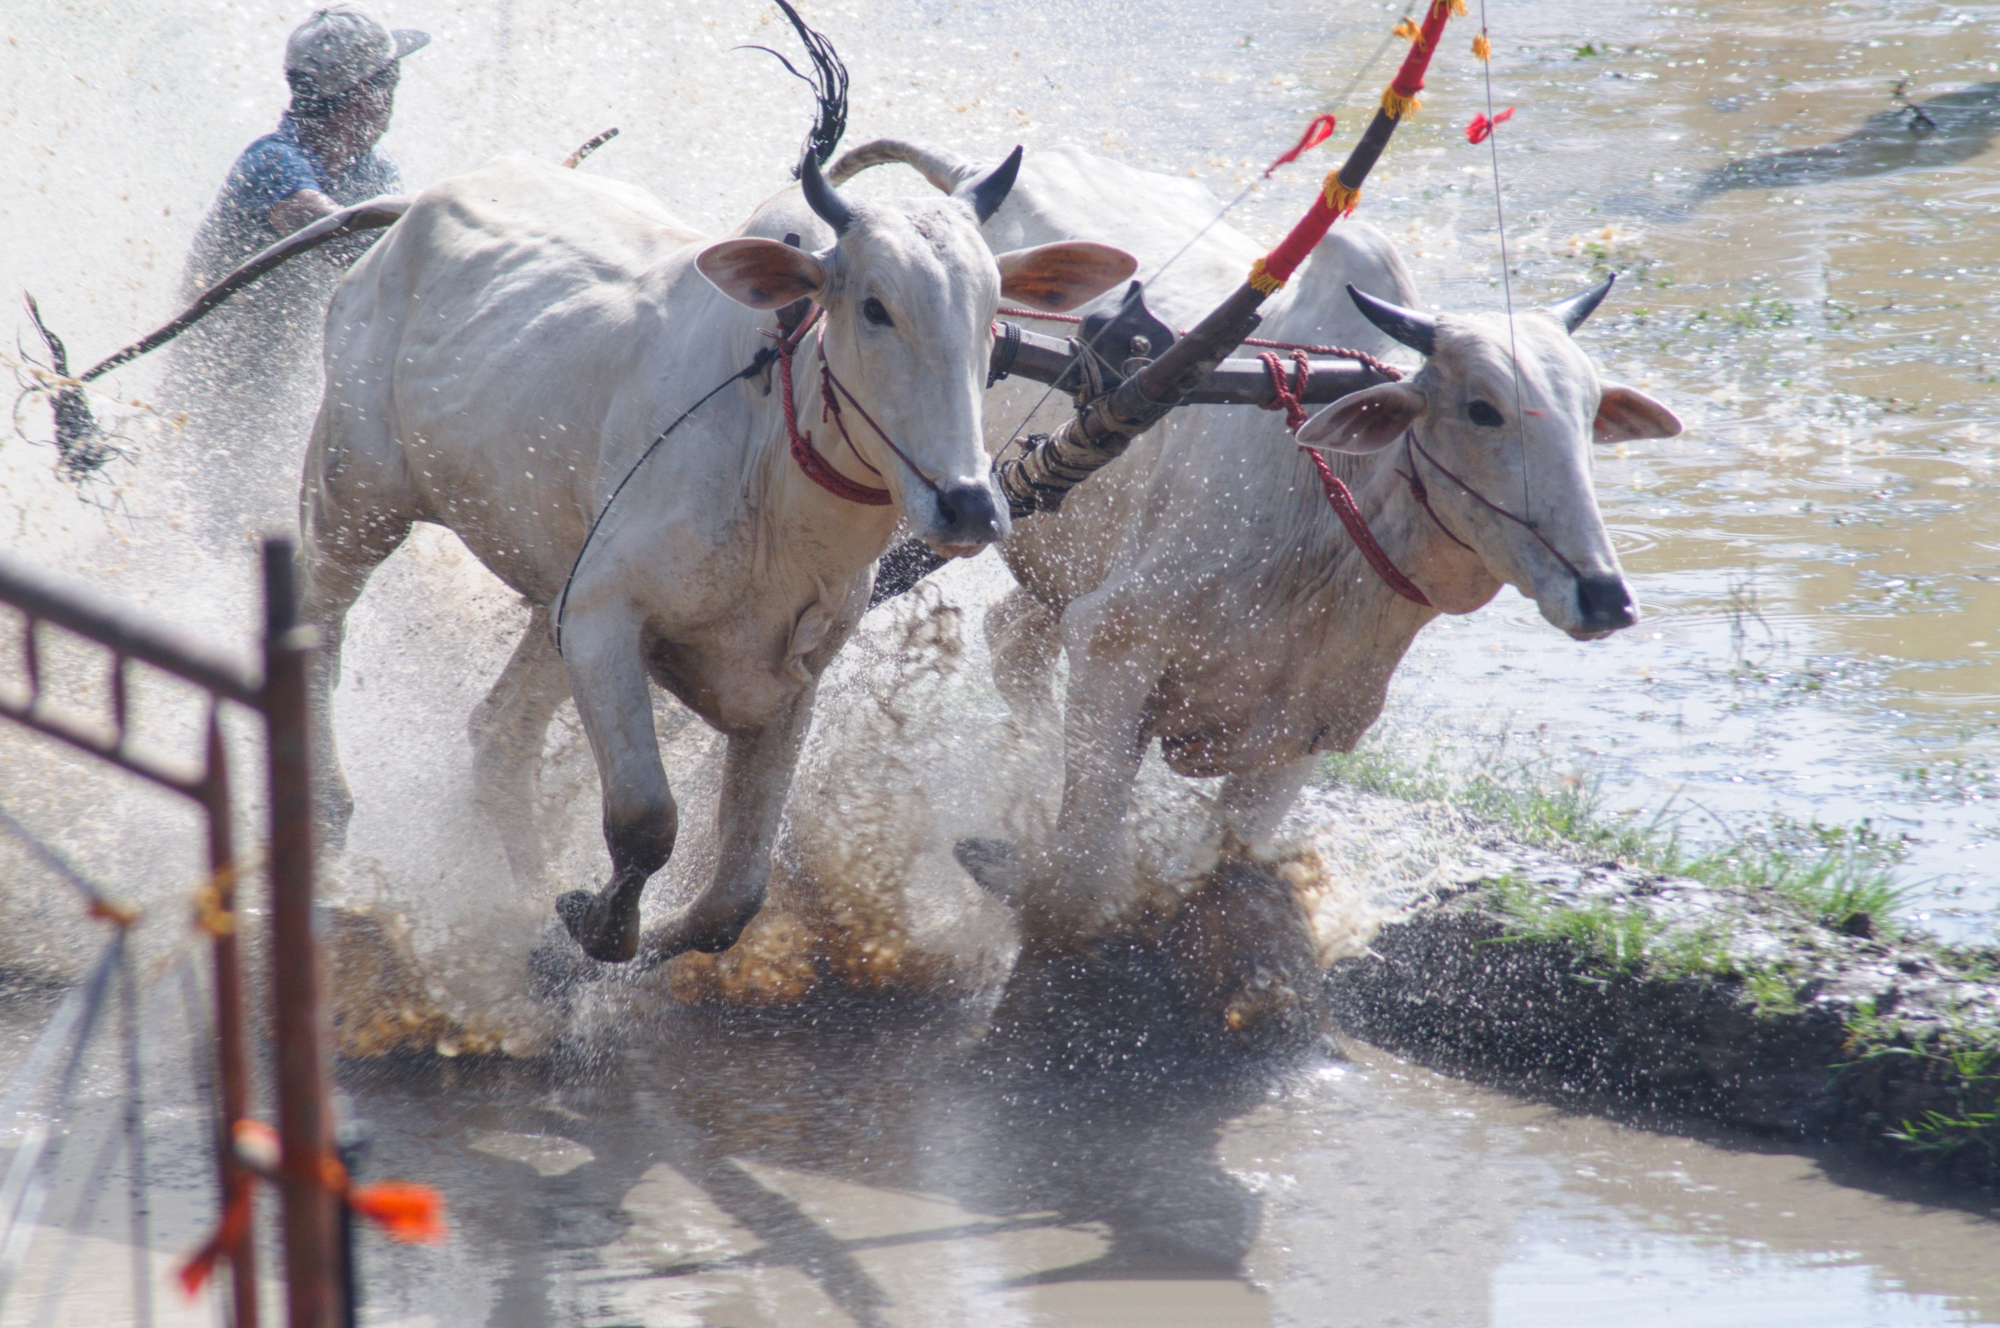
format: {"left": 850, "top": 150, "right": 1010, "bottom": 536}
{"left": 1257, "top": 350, "right": 1434, "bottom": 608}
{"left": 1255, "top": 350, "right": 1594, "bottom": 608}
{"left": 769, "top": 308, "right": 945, "bottom": 507}
{"left": 996, "top": 305, "right": 1438, "bottom": 607}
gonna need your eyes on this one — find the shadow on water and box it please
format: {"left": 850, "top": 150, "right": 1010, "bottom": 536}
{"left": 1693, "top": 81, "right": 2000, "bottom": 197}
{"left": 342, "top": 951, "right": 1312, "bottom": 1327}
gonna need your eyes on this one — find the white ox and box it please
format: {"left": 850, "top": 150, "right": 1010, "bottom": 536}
{"left": 832, "top": 142, "right": 1683, "bottom": 943}
{"left": 298, "top": 151, "right": 1134, "bottom": 963}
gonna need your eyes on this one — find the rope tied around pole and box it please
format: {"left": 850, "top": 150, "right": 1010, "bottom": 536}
{"left": 1246, "top": 0, "right": 1461, "bottom": 298}
{"left": 179, "top": 1121, "right": 445, "bottom": 1296}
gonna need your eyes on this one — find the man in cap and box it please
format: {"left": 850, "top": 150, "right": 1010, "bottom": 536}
{"left": 186, "top": 6, "right": 429, "bottom": 279}
{"left": 165, "top": 6, "right": 429, "bottom": 537}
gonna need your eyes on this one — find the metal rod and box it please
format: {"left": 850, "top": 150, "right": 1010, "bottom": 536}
{"left": 993, "top": 324, "right": 1389, "bottom": 404}
{"left": 0, "top": 696, "right": 207, "bottom": 798}
{"left": 261, "top": 537, "right": 340, "bottom": 1328}
{"left": 201, "top": 713, "right": 258, "bottom": 1328}
{"left": 0, "top": 555, "right": 261, "bottom": 706}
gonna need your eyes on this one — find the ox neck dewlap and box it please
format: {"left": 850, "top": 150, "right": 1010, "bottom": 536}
{"left": 1260, "top": 349, "right": 1432, "bottom": 608}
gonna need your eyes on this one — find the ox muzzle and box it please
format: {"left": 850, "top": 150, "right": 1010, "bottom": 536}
{"left": 928, "top": 479, "right": 1009, "bottom": 556}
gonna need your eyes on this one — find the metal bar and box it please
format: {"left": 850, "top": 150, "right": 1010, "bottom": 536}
{"left": 261, "top": 537, "right": 340, "bottom": 1328}
{"left": 200, "top": 712, "right": 258, "bottom": 1328}
{"left": 0, "top": 696, "right": 206, "bottom": 799}
{"left": 110, "top": 653, "right": 130, "bottom": 752}
{"left": 22, "top": 617, "right": 40, "bottom": 704}
{"left": 119, "top": 943, "right": 154, "bottom": 1328}
{"left": 0, "top": 555, "right": 261, "bottom": 707}
{"left": 992, "top": 325, "right": 1391, "bottom": 405}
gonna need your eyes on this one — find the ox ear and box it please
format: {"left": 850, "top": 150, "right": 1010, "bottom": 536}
{"left": 696, "top": 238, "right": 828, "bottom": 310}
{"left": 993, "top": 241, "right": 1138, "bottom": 313}
{"left": 1594, "top": 384, "right": 1682, "bottom": 443}
{"left": 1296, "top": 382, "right": 1425, "bottom": 454}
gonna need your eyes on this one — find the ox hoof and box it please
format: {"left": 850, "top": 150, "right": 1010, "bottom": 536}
{"left": 953, "top": 837, "right": 1023, "bottom": 904}
{"left": 557, "top": 888, "right": 641, "bottom": 964}
{"left": 528, "top": 924, "right": 605, "bottom": 1001}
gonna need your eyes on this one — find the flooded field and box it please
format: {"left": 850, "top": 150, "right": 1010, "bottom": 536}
{"left": 3, "top": 0, "right": 2000, "bottom": 1322}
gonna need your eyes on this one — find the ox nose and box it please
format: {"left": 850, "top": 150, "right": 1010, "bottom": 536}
{"left": 931, "top": 480, "right": 1009, "bottom": 552}
{"left": 1575, "top": 575, "right": 1639, "bottom": 635}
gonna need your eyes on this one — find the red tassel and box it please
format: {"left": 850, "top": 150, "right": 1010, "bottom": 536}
{"left": 349, "top": 1181, "right": 447, "bottom": 1244}
{"left": 1264, "top": 115, "right": 1337, "bottom": 177}
{"left": 177, "top": 1180, "right": 253, "bottom": 1297}
{"left": 1466, "top": 107, "right": 1515, "bottom": 143}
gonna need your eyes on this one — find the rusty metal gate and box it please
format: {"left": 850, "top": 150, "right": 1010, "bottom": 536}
{"left": 0, "top": 537, "right": 342, "bottom": 1328}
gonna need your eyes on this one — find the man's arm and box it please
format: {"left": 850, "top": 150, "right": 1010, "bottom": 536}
{"left": 267, "top": 188, "right": 339, "bottom": 237}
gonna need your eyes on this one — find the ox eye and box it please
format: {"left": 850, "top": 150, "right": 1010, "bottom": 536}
{"left": 862, "top": 296, "right": 893, "bottom": 327}
{"left": 1467, "top": 400, "right": 1505, "bottom": 428}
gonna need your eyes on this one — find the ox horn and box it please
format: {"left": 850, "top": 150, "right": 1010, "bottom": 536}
{"left": 799, "top": 151, "right": 856, "bottom": 236}
{"left": 1544, "top": 273, "right": 1617, "bottom": 334}
{"left": 966, "top": 146, "right": 1024, "bottom": 224}
{"left": 1347, "top": 284, "right": 1436, "bottom": 358}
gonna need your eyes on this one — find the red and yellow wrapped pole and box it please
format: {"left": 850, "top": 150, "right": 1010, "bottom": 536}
{"left": 1250, "top": 0, "right": 1464, "bottom": 294}
{"left": 986, "top": 0, "right": 1464, "bottom": 522}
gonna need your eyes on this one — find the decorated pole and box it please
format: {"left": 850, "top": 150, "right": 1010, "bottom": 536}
{"left": 874, "top": 0, "right": 1463, "bottom": 601}
{"left": 993, "top": 0, "right": 1460, "bottom": 517}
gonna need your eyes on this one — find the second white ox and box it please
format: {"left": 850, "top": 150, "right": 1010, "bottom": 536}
{"left": 832, "top": 142, "right": 1683, "bottom": 943}
{"left": 298, "top": 151, "right": 1134, "bottom": 963}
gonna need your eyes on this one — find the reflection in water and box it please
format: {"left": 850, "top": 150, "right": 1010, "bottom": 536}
{"left": 328, "top": 995, "right": 2000, "bottom": 1328}
{"left": 1695, "top": 82, "right": 2000, "bottom": 195}
{"left": 347, "top": 976, "right": 1286, "bottom": 1328}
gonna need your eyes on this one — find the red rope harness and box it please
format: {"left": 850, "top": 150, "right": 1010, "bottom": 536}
{"left": 997, "top": 308, "right": 1435, "bottom": 608}
{"left": 771, "top": 311, "right": 924, "bottom": 507}
{"left": 1256, "top": 350, "right": 1434, "bottom": 609}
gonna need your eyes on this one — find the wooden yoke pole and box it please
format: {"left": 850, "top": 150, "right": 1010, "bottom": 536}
{"left": 261, "top": 537, "right": 341, "bottom": 1328}
{"left": 989, "top": 0, "right": 1461, "bottom": 520}
{"left": 865, "top": 2, "right": 1462, "bottom": 603}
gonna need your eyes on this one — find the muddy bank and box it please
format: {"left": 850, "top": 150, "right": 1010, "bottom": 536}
{"left": 1317, "top": 785, "right": 2000, "bottom": 1189}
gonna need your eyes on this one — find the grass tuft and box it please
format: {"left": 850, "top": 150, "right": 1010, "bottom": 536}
{"left": 1320, "top": 742, "right": 1910, "bottom": 939}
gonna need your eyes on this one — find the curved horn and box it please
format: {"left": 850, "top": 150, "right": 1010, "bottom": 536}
{"left": 828, "top": 138, "right": 977, "bottom": 191}
{"left": 1545, "top": 273, "right": 1617, "bottom": 334}
{"left": 1347, "top": 284, "right": 1436, "bottom": 358}
{"left": 967, "top": 146, "right": 1024, "bottom": 224}
{"left": 799, "top": 150, "right": 856, "bottom": 236}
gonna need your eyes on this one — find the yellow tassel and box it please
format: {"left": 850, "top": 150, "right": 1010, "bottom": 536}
{"left": 1472, "top": 32, "right": 1491, "bottom": 61}
{"left": 1322, "top": 174, "right": 1362, "bottom": 216}
{"left": 1247, "top": 256, "right": 1286, "bottom": 295}
{"left": 1392, "top": 17, "right": 1422, "bottom": 41}
{"left": 1381, "top": 87, "right": 1421, "bottom": 121}
{"left": 1446, "top": 0, "right": 1469, "bottom": 16}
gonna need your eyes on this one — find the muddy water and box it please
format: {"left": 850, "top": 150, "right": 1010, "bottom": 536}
{"left": 5, "top": 988, "right": 2000, "bottom": 1328}
{"left": 1265, "top": 0, "right": 2000, "bottom": 940}
{"left": 5, "top": 0, "right": 2000, "bottom": 1323}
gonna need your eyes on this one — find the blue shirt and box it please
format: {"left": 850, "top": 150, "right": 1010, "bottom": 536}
{"left": 184, "top": 113, "right": 401, "bottom": 287}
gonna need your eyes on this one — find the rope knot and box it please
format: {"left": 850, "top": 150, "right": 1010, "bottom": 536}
{"left": 1257, "top": 350, "right": 1313, "bottom": 435}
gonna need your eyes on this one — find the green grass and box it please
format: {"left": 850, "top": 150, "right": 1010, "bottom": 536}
{"left": 1321, "top": 741, "right": 2000, "bottom": 1171}
{"left": 1319, "top": 742, "right": 1910, "bottom": 941}
{"left": 1483, "top": 871, "right": 1742, "bottom": 984}
{"left": 1872, "top": 1030, "right": 2000, "bottom": 1166}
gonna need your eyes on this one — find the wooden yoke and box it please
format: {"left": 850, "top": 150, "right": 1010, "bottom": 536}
{"left": 873, "top": 0, "right": 1464, "bottom": 602}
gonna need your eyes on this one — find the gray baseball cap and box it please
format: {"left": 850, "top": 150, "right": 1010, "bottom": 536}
{"left": 285, "top": 6, "right": 429, "bottom": 101}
